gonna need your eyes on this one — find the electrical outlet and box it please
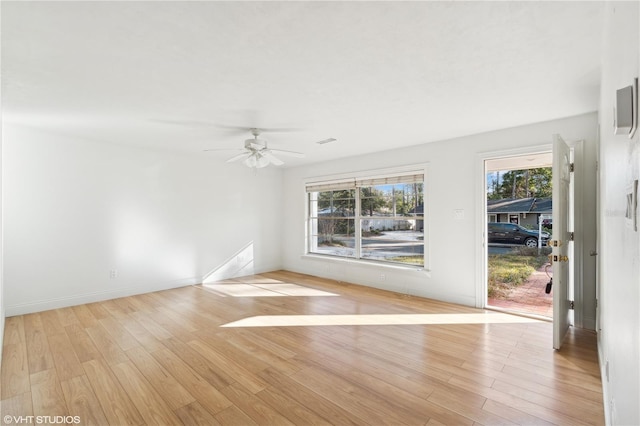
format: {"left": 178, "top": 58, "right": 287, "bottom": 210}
{"left": 379, "top": 274, "right": 386, "bottom": 281}
{"left": 109, "top": 269, "right": 118, "bottom": 279}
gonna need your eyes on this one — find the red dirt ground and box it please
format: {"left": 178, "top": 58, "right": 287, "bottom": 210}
{"left": 488, "top": 264, "right": 553, "bottom": 318}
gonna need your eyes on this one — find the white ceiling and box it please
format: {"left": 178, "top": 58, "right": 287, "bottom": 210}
{"left": 1, "top": 1, "right": 604, "bottom": 167}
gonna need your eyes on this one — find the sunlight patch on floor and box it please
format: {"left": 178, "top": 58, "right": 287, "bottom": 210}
{"left": 220, "top": 312, "right": 543, "bottom": 327}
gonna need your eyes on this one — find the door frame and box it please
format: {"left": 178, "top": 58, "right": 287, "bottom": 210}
{"left": 476, "top": 141, "right": 587, "bottom": 329}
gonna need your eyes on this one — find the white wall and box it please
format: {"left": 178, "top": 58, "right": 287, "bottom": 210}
{"left": 3, "top": 125, "right": 283, "bottom": 315}
{"left": 598, "top": 2, "right": 640, "bottom": 425}
{"left": 0, "top": 0, "right": 5, "bottom": 363}
{"left": 283, "top": 113, "right": 598, "bottom": 312}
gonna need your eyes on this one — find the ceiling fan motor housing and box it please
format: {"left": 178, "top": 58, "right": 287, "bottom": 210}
{"left": 245, "top": 138, "right": 266, "bottom": 150}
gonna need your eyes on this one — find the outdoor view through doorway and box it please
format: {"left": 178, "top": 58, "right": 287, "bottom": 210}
{"left": 485, "top": 153, "right": 553, "bottom": 318}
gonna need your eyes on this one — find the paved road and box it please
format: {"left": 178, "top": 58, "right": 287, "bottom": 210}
{"left": 488, "top": 245, "right": 519, "bottom": 255}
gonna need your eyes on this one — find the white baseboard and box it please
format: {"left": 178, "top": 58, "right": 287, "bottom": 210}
{"left": 5, "top": 263, "right": 283, "bottom": 317}
{"left": 5, "top": 277, "right": 200, "bottom": 316}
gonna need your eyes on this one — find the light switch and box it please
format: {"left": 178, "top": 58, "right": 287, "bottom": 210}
{"left": 454, "top": 209, "right": 465, "bottom": 220}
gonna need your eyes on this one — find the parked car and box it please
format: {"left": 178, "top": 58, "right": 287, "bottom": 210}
{"left": 488, "top": 222, "right": 550, "bottom": 247}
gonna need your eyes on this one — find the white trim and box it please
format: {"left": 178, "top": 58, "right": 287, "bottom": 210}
{"left": 304, "top": 163, "right": 430, "bottom": 270}
{"left": 301, "top": 254, "right": 430, "bottom": 274}
{"left": 567, "top": 139, "right": 585, "bottom": 329}
{"left": 475, "top": 144, "right": 552, "bottom": 309}
{"left": 5, "top": 262, "right": 283, "bottom": 316}
{"left": 303, "top": 163, "right": 429, "bottom": 186}
{"left": 5, "top": 277, "right": 198, "bottom": 316}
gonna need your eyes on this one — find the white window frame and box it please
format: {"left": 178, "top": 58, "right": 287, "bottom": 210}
{"left": 304, "top": 164, "right": 429, "bottom": 270}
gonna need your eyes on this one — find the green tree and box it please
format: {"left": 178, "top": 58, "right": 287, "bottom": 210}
{"left": 488, "top": 167, "right": 552, "bottom": 199}
{"left": 360, "top": 187, "right": 388, "bottom": 216}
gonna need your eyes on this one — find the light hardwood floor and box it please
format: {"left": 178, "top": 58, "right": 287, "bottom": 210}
{"left": 1, "top": 270, "right": 604, "bottom": 425}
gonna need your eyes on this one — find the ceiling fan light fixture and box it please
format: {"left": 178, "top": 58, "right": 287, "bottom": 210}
{"left": 256, "top": 155, "right": 270, "bottom": 168}
{"left": 244, "top": 154, "right": 258, "bottom": 168}
{"left": 243, "top": 152, "right": 271, "bottom": 169}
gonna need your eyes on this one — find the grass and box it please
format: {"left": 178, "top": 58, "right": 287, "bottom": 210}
{"left": 488, "top": 248, "right": 551, "bottom": 299}
{"left": 388, "top": 255, "right": 424, "bottom": 265}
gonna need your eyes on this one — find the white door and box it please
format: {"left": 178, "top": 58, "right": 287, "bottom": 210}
{"left": 552, "top": 134, "right": 573, "bottom": 350}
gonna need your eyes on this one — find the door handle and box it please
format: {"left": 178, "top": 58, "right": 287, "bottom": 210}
{"left": 590, "top": 250, "right": 598, "bottom": 256}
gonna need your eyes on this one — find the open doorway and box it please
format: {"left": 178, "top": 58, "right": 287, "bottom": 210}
{"left": 485, "top": 152, "right": 554, "bottom": 318}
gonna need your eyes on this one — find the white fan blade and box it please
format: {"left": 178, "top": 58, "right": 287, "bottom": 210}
{"left": 263, "top": 152, "right": 284, "bottom": 166}
{"left": 217, "top": 125, "right": 302, "bottom": 134}
{"left": 270, "top": 149, "right": 305, "bottom": 158}
{"left": 226, "top": 152, "right": 250, "bottom": 163}
{"left": 151, "top": 118, "right": 216, "bottom": 127}
{"left": 316, "top": 138, "right": 337, "bottom": 145}
{"left": 204, "top": 148, "right": 244, "bottom": 152}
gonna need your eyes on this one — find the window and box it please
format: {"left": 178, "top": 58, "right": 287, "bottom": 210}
{"left": 307, "top": 170, "right": 425, "bottom": 267}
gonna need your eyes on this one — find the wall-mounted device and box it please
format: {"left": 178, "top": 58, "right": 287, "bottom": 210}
{"left": 614, "top": 78, "right": 638, "bottom": 138}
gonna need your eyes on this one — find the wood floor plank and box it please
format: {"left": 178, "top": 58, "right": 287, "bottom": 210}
{"left": 23, "top": 314, "right": 55, "bottom": 374}
{"left": 47, "top": 332, "right": 85, "bottom": 381}
{"left": 1, "top": 317, "right": 30, "bottom": 399}
{"left": 481, "top": 398, "right": 556, "bottom": 426}
{"left": 99, "top": 299, "right": 130, "bottom": 321}
{"left": 188, "top": 339, "right": 269, "bottom": 394}
{"left": 255, "top": 386, "right": 332, "bottom": 426}
{"left": 71, "top": 304, "right": 100, "bottom": 328}
{"left": 85, "top": 302, "right": 110, "bottom": 320}
{"left": 154, "top": 305, "right": 202, "bottom": 332}
{"left": 257, "top": 367, "right": 366, "bottom": 426}
{"left": 30, "top": 369, "right": 68, "bottom": 418}
{"left": 98, "top": 316, "right": 140, "bottom": 351}
{"left": 491, "top": 379, "right": 604, "bottom": 422}
{"left": 218, "top": 329, "right": 303, "bottom": 376}
{"left": 160, "top": 337, "right": 235, "bottom": 390}
{"left": 39, "top": 310, "right": 65, "bottom": 337}
{"left": 129, "top": 311, "right": 173, "bottom": 340}
{"left": 1, "top": 271, "right": 604, "bottom": 426}
{"left": 174, "top": 401, "right": 222, "bottom": 426}
{"left": 290, "top": 363, "right": 434, "bottom": 425}
{"left": 81, "top": 358, "right": 144, "bottom": 426}
{"left": 449, "top": 375, "right": 594, "bottom": 426}
{"left": 84, "top": 323, "right": 129, "bottom": 365}
{"left": 233, "top": 328, "right": 298, "bottom": 359}
{"left": 0, "top": 392, "right": 33, "bottom": 421}
{"left": 125, "top": 346, "right": 196, "bottom": 410}
{"left": 117, "top": 314, "right": 166, "bottom": 352}
{"left": 193, "top": 327, "right": 272, "bottom": 373}
{"left": 143, "top": 308, "right": 198, "bottom": 342}
{"left": 60, "top": 375, "right": 109, "bottom": 426}
{"left": 214, "top": 405, "right": 259, "bottom": 426}
{"left": 220, "top": 382, "right": 296, "bottom": 426}
{"left": 64, "top": 324, "right": 102, "bottom": 363}
{"left": 151, "top": 348, "right": 232, "bottom": 416}
{"left": 55, "top": 307, "right": 80, "bottom": 327}
{"left": 111, "top": 360, "right": 183, "bottom": 425}
{"left": 427, "top": 384, "right": 515, "bottom": 426}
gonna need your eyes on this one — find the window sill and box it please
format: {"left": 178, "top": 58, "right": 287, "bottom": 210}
{"left": 301, "top": 253, "right": 430, "bottom": 274}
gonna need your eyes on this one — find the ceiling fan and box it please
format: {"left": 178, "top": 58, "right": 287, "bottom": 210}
{"left": 205, "top": 128, "right": 306, "bottom": 169}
